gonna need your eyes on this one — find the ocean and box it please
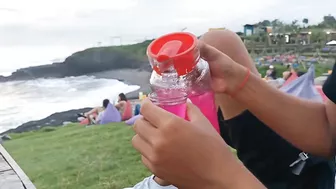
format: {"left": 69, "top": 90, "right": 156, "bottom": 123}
{"left": 0, "top": 76, "right": 140, "bottom": 133}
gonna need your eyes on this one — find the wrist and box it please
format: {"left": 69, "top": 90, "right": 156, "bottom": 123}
{"left": 212, "top": 158, "right": 266, "bottom": 189}
{"left": 226, "top": 63, "right": 250, "bottom": 95}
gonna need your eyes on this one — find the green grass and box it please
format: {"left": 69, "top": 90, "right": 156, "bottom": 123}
{"left": 257, "top": 63, "right": 333, "bottom": 78}
{"left": 3, "top": 123, "right": 150, "bottom": 189}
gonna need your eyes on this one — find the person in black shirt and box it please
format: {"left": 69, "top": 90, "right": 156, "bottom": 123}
{"left": 200, "top": 30, "right": 336, "bottom": 157}
{"left": 132, "top": 30, "right": 336, "bottom": 189}
{"left": 323, "top": 65, "right": 336, "bottom": 103}
{"left": 229, "top": 63, "right": 336, "bottom": 157}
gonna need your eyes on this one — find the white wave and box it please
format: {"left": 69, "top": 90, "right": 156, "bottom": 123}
{"left": 0, "top": 76, "right": 140, "bottom": 133}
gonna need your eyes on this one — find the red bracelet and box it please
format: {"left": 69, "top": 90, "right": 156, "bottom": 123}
{"left": 230, "top": 69, "right": 251, "bottom": 98}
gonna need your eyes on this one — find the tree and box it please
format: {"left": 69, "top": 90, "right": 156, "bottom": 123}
{"left": 271, "top": 19, "right": 280, "bottom": 27}
{"left": 271, "top": 19, "right": 285, "bottom": 33}
{"left": 310, "top": 30, "right": 325, "bottom": 43}
{"left": 302, "top": 18, "right": 309, "bottom": 28}
{"left": 320, "top": 14, "right": 336, "bottom": 28}
{"left": 290, "top": 20, "right": 300, "bottom": 32}
{"left": 261, "top": 20, "right": 271, "bottom": 27}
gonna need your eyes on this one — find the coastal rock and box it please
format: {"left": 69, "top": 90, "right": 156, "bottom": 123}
{"left": 0, "top": 40, "right": 153, "bottom": 82}
{"left": 1, "top": 135, "right": 11, "bottom": 141}
{"left": 1, "top": 107, "right": 92, "bottom": 135}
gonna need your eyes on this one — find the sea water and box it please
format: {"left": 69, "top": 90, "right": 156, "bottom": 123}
{"left": 0, "top": 76, "right": 140, "bottom": 133}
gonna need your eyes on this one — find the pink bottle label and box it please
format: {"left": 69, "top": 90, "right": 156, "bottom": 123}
{"left": 160, "top": 103, "right": 187, "bottom": 119}
{"left": 188, "top": 92, "right": 220, "bottom": 133}
{"left": 153, "top": 89, "right": 187, "bottom": 119}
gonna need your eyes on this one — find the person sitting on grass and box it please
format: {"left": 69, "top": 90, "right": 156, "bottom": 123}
{"left": 77, "top": 99, "right": 109, "bottom": 124}
{"left": 275, "top": 70, "right": 292, "bottom": 88}
{"left": 115, "top": 93, "right": 132, "bottom": 121}
{"left": 89, "top": 99, "right": 110, "bottom": 124}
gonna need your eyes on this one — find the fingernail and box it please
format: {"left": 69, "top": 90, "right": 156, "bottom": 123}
{"left": 187, "top": 98, "right": 192, "bottom": 103}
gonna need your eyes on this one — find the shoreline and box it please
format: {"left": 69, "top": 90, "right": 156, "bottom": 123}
{"left": 89, "top": 69, "right": 152, "bottom": 99}
{"left": 1, "top": 69, "right": 150, "bottom": 135}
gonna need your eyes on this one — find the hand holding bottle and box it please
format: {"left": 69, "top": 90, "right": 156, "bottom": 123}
{"left": 132, "top": 99, "right": 263, "bottom": 189}
{"left": 198, "top": 41, "right": 250, "bottom": 96}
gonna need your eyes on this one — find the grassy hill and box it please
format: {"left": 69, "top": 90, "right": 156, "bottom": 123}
{"left": 3, "top": 123, "right": 150, "bottom": 189}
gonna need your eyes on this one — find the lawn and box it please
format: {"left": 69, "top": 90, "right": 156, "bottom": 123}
{"left": 3, "top": 123, "right": 150, "bottom": 189}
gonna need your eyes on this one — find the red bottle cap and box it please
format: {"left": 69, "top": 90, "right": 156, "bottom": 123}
{"left": 147, "top": 32, "right": 198, "bottom": 76}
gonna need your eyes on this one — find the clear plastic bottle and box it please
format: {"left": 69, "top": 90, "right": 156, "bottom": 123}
{"left": 147, "top": 39, "right": 188, "bottom": 118}
{"left": 147, "top": 32, "right": 219, "bottom": 132}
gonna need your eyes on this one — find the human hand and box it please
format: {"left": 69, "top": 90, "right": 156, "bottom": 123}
{"left": 199, "top": 41, "right": 249, "bottom": 95}
{"left": 153, "top": 176, "right": 172, "bottom": 186}
{"left": 132, "top": 98, "right": 242, "bottom": 189}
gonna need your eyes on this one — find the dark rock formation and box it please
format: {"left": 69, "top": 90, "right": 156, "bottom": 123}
{"left": 0, "top": 40, "right": 153, "bottom": 82}
{"left": 1, "top": 107, "right": 92, "bottom": 134}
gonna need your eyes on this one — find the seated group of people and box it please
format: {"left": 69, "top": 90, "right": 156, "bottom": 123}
{"left": 264, "top": 64, "right": 306, "bottom": 88}
{"left": 78, "top": 93, "right": 134, "bottom": 125}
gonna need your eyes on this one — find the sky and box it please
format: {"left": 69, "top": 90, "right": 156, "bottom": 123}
{"left": 0, "top": 0, "right": 335, "bottom": 75}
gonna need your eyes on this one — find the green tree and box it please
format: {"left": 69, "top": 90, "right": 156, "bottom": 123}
{"left": 320, "top": 14, "right": 336, "bottom": 28}
{"left": 261, "top": 20, "right": 271, "bottom": 26}
{"left": 302, "top": 18, "right": 309, "bottom": 28}
{"left": 310, "top": 29, "right": 326, "bottom": 43}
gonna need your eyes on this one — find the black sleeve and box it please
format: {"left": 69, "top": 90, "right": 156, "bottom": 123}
{"left": 323, "top": 64, "right": 336, "bottom": 104}
{"left": 217, "top": 108, "right": 233, "bottom": 147}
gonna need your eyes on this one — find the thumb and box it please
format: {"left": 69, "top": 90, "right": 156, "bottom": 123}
{"left": 186, "top": 101, "right": 207, "bottom": 123}
{"left": 199, "top": 41, "right": 223, "bottom": 62}
{"left": 199, "top": 41, "right": 235, "bottom": 76}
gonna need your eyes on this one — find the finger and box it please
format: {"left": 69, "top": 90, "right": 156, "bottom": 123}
{"left": 133, "top": 117, "right": 158, "bottom": 145}
{"left": 142, "top": 156, "right": 166, "bottom": 181}
{"left": 141, "top": 155, "right": 155, "bottom": 173}
{"left": 132, "top": 135, "right": 153, "bottom": 161}
{"left": 198, "top": 41, "right": 223, "bottom": 62}
{"left": 199, "top": 41, "right": 236, "bottom": 75}
{"left": 140, "top": 98, "right": 175, "bottom": 128}
{"left": 186, "top": 102, "right": 208, "bottom": 124}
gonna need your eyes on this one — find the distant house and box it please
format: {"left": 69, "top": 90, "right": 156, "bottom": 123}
{"left": 208, "top": 27, "right": 225, "bottom": 31}
{"left": 243, "top": 24, "right": 269, "bottom": 36}
{"left": 244, "top": 24, "right": 255, "bottom": 36}
{"left": 324, "top": 30, "right": 336, "bottom": 41}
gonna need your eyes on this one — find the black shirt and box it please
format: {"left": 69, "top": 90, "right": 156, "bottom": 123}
{"left": 322, "top": 64, "right": 336, "bottom": 103}
{"left": 218, "top": 110, "right": 300, "bottom": 186}
{"left": 218, "top": 109, "right": 335, "bottom": 189}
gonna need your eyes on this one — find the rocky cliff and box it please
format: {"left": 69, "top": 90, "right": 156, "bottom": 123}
{"left": 0, "top": 40, "right": 153, "bottom": 82}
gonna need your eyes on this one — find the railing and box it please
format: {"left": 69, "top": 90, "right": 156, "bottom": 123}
{"left": 0, "top": 145, "right": 36, "bottom": 189}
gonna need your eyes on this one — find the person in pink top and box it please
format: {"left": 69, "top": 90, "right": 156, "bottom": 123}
{"left": 115, "top": 93, "right": 132, "bottom": 121}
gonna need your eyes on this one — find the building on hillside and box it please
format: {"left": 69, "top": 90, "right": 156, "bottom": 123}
{"left": 243, "top": 24, "right": 269, "bottom": 36}
{"left": 325, "top": 30, "right": 336, "bottom": 41}
{"left": 208, "top": 27, "right": 225, "bottom": 31}
{"left": 267, "top": 31, "right": 312, "bottom": 45}
{"left": 243, "top": 24, "right": 255, "bottom": 36}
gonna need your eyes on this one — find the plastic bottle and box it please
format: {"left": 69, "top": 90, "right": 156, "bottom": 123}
{"left": 147, "top": 38, "right": 188, "bottom": 118}
{"left": 147, "top": 32, "right": 220, "bottom": 132}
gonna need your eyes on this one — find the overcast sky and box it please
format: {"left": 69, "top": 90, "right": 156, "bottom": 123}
{"left": 0, "top": 0, "right": 335, "bottom": 74}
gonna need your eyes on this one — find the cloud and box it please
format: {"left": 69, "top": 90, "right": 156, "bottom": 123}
{"left": 0, "top": 0, "right": 335, "bottom": 71}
